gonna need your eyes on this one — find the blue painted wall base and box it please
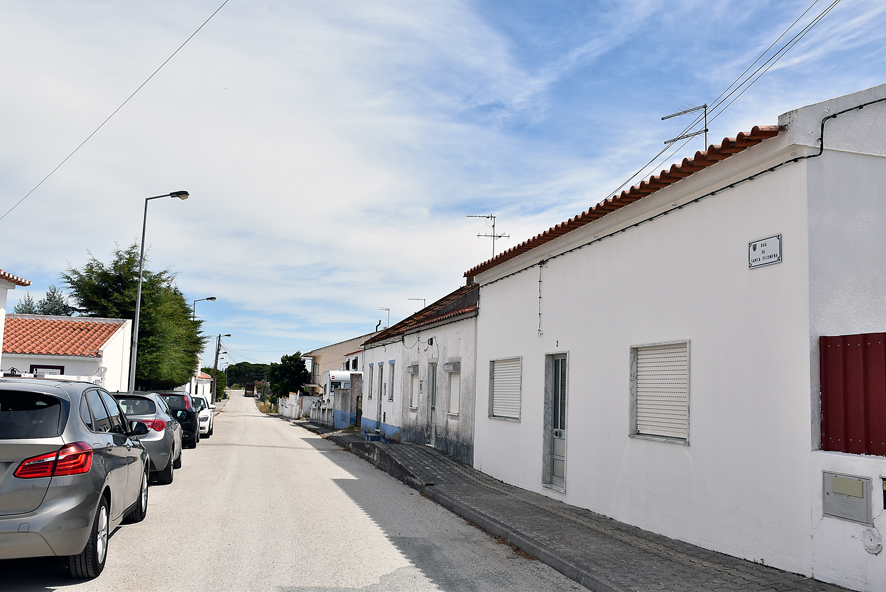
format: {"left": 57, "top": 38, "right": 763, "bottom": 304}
{"left": 360, "top": 417, "right": 401, "bottom": 442}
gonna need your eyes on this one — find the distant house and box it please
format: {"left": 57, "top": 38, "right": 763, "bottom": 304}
{"left": 362, "top": 283, "right": 479, "bottom": 463}
{"left": 0, "top": 268, "right": 31, "bottom": 371}
{"left": 466, "top": 84, "right": 886, "bottom": 591}
{"left": 2, "top": 314, "right": 132, "bottom": 391}
{"left": 304, "top": 332, "right": 377, "bottom": 396}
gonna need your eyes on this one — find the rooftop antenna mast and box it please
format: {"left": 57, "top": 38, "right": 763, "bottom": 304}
{"left": 662, "top": 103, "right": 708, "bottom": 150}
{"left": 467, "top": 214, "right": 509, "bottom": 259}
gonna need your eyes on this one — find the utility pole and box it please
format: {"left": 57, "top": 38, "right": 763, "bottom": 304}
{"left": 467, "top": 214, "right": 509, "bottom": 259}
{"left": 212, "top": 333, "right": 231, "bottom": 404}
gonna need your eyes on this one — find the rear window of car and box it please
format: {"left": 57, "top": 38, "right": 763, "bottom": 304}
{"left": 162, "top": 395, "right": 187, "bottom": 410}
{"left": 116, "top": 396, "right": 156, "bottom": 416}
{"left": 0, "top": 391, "right": 64, "bottom": 439}
{"left": 192, "top": 397, "right": 206, "bottom": 411}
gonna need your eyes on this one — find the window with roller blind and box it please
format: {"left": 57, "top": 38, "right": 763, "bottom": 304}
{"left": 630, "top": 341, "right": 690, "bottom": 443}
{"left": 489, "top": 357, "right": 522, "bottom": 420}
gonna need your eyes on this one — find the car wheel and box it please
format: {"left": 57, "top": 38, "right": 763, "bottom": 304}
{"left": 208, "top": 423, "right": 213, "bottom": 437}
{"left": 195, "top": 430, "right": 200, "bottom": 446}
{"left": 156, "top": 449, "right": 174, "bottom": 485}
{"left": 69, "top": 496, "right": 109, "bottom": 579}
{"left": 126, "top": 469, "right": 149, "bottom": 523}
{"left": 173, "top": 450, "right": 182, "bottom": 469}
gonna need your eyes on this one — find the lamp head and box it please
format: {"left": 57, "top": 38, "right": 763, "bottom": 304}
{"left": 207, "top": 297, "right": 217, "bottom": 301}
{"left": 170, "top": 191, "right": 189, "bottom": 200}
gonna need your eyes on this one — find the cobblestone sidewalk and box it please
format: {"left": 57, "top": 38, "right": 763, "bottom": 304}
{"left": 297, "top": 421, "right": 851, "bottom": 592}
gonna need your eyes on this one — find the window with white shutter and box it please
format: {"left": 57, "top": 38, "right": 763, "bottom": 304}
{"left": 490, "top": 358, "right": 521, "bottom": 420}
{"left": 630, "top": 342, "right": 689, "bottom": 443}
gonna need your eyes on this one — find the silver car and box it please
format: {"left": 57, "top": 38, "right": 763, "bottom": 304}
{"left": 113, "top": 392, "right": 183, "bottom": 484}
{"left": 0, "top": 378, "right": 150, "bottom": 578}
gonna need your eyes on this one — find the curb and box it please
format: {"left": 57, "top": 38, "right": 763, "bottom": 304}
{"left": 339, "top": 436, "right": 621, "bottom": 592}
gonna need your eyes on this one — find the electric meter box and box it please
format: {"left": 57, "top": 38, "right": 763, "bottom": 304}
{"left": 823, "top": 471, "right": 872, "bottom": 524}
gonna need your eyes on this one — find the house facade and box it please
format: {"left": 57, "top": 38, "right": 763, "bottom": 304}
{"left": 362, "top": 284, "right": 479, "bottom": 463}
{"left": 2, "top": 314, "right": 132, "bottom": 391}
{"left": 468, "top": 85, "right": 886, "bottom": 591}
{"left": 304, "top": 332, "right": 376, "bottom": 395}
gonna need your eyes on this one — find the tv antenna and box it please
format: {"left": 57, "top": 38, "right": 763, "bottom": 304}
{"left": 467, "top": 214, "right": 509, "bottom": 259}
{"left": 662, "top": 103, "right": 708, "bottom": 149}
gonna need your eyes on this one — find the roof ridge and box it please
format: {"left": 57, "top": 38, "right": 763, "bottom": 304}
{"left": 464, "top": 125, "right": 782, "bottom": 279}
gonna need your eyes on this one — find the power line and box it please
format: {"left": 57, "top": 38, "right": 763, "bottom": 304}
{"left": 0, "top": 0, "right": 230, "bottom": 223}
{"left": 606, "top": 0, "right": 841, "bottom": 199}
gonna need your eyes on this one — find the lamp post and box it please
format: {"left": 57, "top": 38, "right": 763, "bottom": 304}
{"left": 212, "top": 333, "right": 231, "bottom": 403}
{"left": 128, "top": 191, "right": 189, "bottom": 392}
{"left": 192, "top": 296, "right": 217, "bottom": 320}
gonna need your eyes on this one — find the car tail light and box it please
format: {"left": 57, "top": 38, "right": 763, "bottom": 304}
{"left": 14, "top": 442, "right": 93, "bottom": 479}
{"left": 144, "top": 419, "right": 166, "bottom": 432}
{"left": 183, "top": 395, "right": 194, "bottom": 411}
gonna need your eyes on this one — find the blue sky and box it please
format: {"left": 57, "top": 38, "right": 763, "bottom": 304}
{"left": 1, "top": 0, "right": 884, "bottom": 368}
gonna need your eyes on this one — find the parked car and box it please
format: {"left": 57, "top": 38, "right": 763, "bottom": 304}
{"left": 0, "top": 378, "right": 150, "bottom": 579}
{"left": 159, "top": 392, "right": 199, "bottom": 448}
{"left": 113, "top": 392, "right": 183, "bottom": 484}
{"left": 191, "top": 395, "right": 215, "bottom": 438}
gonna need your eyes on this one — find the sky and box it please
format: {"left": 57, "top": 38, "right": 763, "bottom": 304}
{"left": 1, "top": 0, "right": 884, "bottom": 369}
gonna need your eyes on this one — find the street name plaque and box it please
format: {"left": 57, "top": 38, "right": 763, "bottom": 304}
{"left": 748, "top": 234, "right": 781, "bottom": 269}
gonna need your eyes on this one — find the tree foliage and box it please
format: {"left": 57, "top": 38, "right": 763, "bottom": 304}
{"left": 13, "top": 285, "right": 75, "bottom": 315}
{"left": 224, "top": 361, "right": 269, "bottom": 388}
{"left": 268, "top": 352, "right": 310, "bottom": 403}
{"left": 62, "top": 244, "right": 206, "bottom": 391}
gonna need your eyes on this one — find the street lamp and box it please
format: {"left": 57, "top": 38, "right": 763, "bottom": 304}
{"left": 212, "top": 333, "right": 231, "bottom": 403}
{"left": 192, "top": 296, "right": 217, "bottom": 320}
{"left": 378, "top": 306, "right": 390, "bottom": 329}
{"left": 128, "top": 191, "right": 189, "bottom": 391}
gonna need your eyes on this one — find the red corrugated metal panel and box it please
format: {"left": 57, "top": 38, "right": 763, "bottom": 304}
{"left": 820, "top": 333, "right": 886, "bottom": 457}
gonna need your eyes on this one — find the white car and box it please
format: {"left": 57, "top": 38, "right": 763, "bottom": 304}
{"left": 191, "top": 396, "right": 216, "bottom": 438}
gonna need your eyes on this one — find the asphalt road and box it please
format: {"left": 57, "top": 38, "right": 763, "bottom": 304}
{"left": 2, "top": 390, "right": 587, "bottom": 591}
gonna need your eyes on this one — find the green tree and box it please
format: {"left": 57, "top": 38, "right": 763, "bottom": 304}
{"left": 12, "top": 293, "right": 38, "bottom": 314}
{"left": 268, "top": 352, "right": 310, "bottom": 404}
{"left": 225, "top": 361, "right": 269, "bottom": 388}
{"left": 11, "top": 285, "right": 74, "bottom": 315}
{"left": 62, "top": 244, "right": 206, "bottom": 391}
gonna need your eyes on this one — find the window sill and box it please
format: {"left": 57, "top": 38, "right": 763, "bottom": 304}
{"left": 543, "top": 483, "right": 566, "bottom": 495}
{"left": 447, "top": 412, "right": 459, "bottom": 418}
{"left": 488, "top": 415, "right": 520, "bottom": 422}
{"left": 629, "top": 433, "right": 689, "bottom": 446}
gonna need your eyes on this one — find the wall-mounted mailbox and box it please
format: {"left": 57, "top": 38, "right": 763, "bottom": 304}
{"left": 823, "top": 471, "right": 872, "bottom": 524}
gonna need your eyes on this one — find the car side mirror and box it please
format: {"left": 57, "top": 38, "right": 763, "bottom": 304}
{"left": 129, "top": 421, "right": 149, "bottom": 436}
{"left": 175, "top": 410, "right": 187, "bottom": 421}
{"left": 210, "top": 404, "right": 216, "bottom": 410}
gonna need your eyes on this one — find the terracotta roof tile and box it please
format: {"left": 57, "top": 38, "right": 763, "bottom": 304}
{"left": 465, "top": 125, "right": 782, "bottom": 278}
{"left": 3, "top": 315, "right": 125, "bottom": 357}
{"left": 364, "top": 284, "right": 479, "bottom": 347}
{"left": 0, "top": 269, "right": 31, "bottom": 287}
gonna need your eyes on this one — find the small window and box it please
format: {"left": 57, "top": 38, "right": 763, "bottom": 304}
{"left": 409, "top": 373, "right": 417, "bottom": 409}
{"left": 378, "top": 364, "right": 384, "bottom": 404}
{"left": 388, "top": 362, "right": 395, "bottom": 401}
{"left": 490, "top": 358, "right": 521, "bottom": 420}
{"left": 100, "top": 391, "right": 126, "bottom": 435}
{"left": 630, "top": 341, "right": 690, "bottom": 442}
{"left": 448, "top": 372, "right": 460, "bottom": 415}
{"left": 367, "top": 365, "right": 373, "bottom": 400}
{"left": 79, "top": 396, "right": 94, "bottom": 431}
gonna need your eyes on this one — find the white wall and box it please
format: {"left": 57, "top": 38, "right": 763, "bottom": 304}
{"left": 802, "top": 95, "right": 886, "bottom": 590}
{"left": 99, "top": 320, "right": 131, "bottom": 391}
{"left": 474, "top": 131, "right": 817, "bottom": 574}
{"left": 399, "top": 316, "right": 477, "bottom": 463}
{"left": 362, "top": 340, "right": 404, "bottom": 433}
{"left": 0, "top": 280, "right": 11, "bottom": 371}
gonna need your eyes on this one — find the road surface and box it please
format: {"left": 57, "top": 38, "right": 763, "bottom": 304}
{"left": 3, "top": 391, "right": 586, "bottom": 591}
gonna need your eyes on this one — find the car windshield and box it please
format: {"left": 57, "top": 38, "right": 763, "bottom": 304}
{"left": 115, "top": 397, "right": 156, "bottom": 416}
{"left": 0, "top": 391, "right": 64, "bottom": 439}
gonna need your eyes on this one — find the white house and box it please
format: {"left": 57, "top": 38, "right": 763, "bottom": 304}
{"left": 467, "top": 84, "right": 886, "bottom": 592}
{"left": 0, "top": 269, "right": 31, "bottom": 371}
{"left": 2, "top": 314, "right": 132, "bottom": 391}
{"left": 362, "top": 283, "right": 479, "bottom": 463}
